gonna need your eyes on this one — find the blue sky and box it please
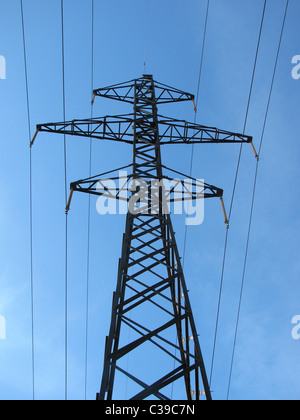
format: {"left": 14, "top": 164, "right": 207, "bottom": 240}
{"left": 0, "top": 0, "right": 300, "bottom": 400}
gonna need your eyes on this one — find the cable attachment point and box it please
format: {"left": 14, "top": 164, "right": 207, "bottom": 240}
{"left": 220, "top": 197, "right": 229, "bottom": 230}
{"left": 30, "top": 129, "right": 39, "bottom": 148}
{"left": 251, "top": 141, "right": 259, "bottom": 161}
{"left": 91, "top": 91, "right": 96, "bottom": 106}
{"left": 65, "top": 188, "right": 74, "bottom": 215}
{"left": 192, "top": 95, "right": 197, "bottom": 114}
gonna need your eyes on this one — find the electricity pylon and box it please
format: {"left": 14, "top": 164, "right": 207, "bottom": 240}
{"left": 32, "top": 75, "right": 254, "bottom": 400}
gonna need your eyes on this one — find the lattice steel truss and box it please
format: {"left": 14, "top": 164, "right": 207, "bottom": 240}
{"left": 33, "top": 75, "right": 254, "bottom": 400}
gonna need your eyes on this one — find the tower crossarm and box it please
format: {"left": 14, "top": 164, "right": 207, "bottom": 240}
{"left": 69, "top": 171, "right": 223, "bottom": 202}
{"left": 157, "top": 116, "right": 253, "bottom": 145}
{"left": 92, "top": 75, "right": 195, "bottom": 106}
{"left": 31, "top": 113, "right": 255, "bottom": 151}
{"left": 65, "top": 165, "right": 224, "bottom": 217}
{"left": 31, "top": 114, "right": 135, "bottom": 146}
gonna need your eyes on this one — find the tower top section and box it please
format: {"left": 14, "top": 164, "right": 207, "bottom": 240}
{"left": 92, "top": 74, "right": 195, "bottom": 106}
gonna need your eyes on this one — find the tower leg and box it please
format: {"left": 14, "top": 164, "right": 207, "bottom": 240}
{"left": 98, "top": 213, "right": 211, "bottom": 400}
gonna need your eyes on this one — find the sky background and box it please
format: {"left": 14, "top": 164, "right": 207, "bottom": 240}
{"left": 0, "top": 0, "right": 300, "bottom": 400}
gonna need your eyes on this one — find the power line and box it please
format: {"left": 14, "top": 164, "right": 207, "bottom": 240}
{"left": 169, "top": 0, "right": 210, "bottom": 399}
{"left": 60, "top": 0, "right": 68, "bottom": 401}
{"left": 226, "top": 0, "right": 290, "bottom": 400}
{"left": 195, "top": 0, "right": 210, "bottom": 114}
{"left": 209, "top": 0, "right": 267, "bottom": 389}
{"left": 20, "top": 0, "right": 35, "bottom": 401}
{"left": 84, "top": 0, "right": 95, "bottom": 401}
{"left": 61, "top": 0, "right": 67, "bottom": 205}
{"left": 182, "top": 0, "right": 210, "bottom": 267}
{"left": 173, "top": 0, "right": 210, "bottom": 400}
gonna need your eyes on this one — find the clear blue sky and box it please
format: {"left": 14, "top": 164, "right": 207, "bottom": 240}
{"left": 0, "top": 0, "right": 300, "bottom": 400}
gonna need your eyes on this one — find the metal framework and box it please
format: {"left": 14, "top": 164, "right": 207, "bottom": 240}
{"left": 32, "top": 75, "right": 254, "bottom": 400}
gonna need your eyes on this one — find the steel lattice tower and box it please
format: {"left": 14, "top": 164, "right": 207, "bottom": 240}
{"left": 32, "top": 75, "right": 254, "bottom": 400}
